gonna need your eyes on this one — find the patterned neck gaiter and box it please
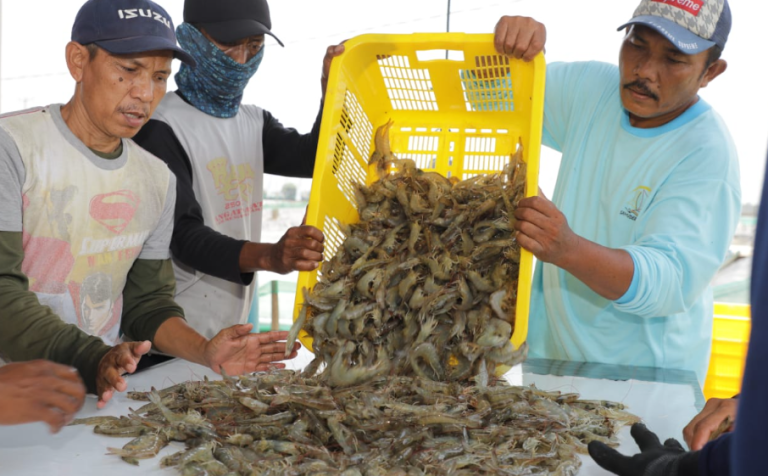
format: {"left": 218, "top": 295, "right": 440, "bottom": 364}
{"left": 175, "top": 23, "right": 264, "bottom": 118}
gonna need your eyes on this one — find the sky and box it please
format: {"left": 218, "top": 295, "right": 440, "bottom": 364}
{"left": 1, "top": 0, "right": 766, "bottom": 204}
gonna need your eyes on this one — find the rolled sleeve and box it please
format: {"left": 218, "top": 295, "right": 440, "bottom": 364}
{"left": 614, "top": 176, "right": 740, "bottom": 318}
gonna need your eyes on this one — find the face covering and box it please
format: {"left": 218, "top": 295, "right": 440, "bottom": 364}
{"left": 175, "top": 23, "right": 264, "bottom": 118}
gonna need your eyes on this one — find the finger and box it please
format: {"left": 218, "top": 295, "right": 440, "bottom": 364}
{"left": 512, "top": 26, "right": 536, "bottom": 60}
{"left": 40, "top": 374, "right": 87, "bottom": 404}
{"left": 515, "top": 230, "right": 544, "bottom": 256}
{"left": 663, "top": 438, "right": 685, "bottom": 452}
{"left": 331, "top": 44, "right": 345, "bottom": 57}
{"left": 502, "top": 25, "right": 521, "bottom": 57}
{"left": 683, "top": 402, "right": 715, "bottom": 446}
{"left": 293, "top": 260, "right": 321, "bottom": 272}
{"left": 259, "top": 352, "right": 290, "bottom": 363}
{"left": 257, "top": 342, "right": 288, "bottom": 355}
{"left": 34, "top": 381, "right": 85, "bottom": 415}
{"left": 297, "top": 226, "right": 325, "bottom": 243}
{"left": 237, "top": 323, "right": 255, "bottom": 335}
{"left": 255, "top": 331, "right": 291, "bottom": 343}
{"left": 494, "top": 18, "right": 510, "bottom": 55}
{"left": 522, "top": 27, "right": 546, "bottom": 61}
{"left": 631, "top": 423, "right": 662, "bottom": 452}
{"left": 98, "top": 388, "right": 114, "bottom": 409}
{"left": 288, "top": 240, "right": 324, "bottom": 257}
{"left": 120, "top": 344, "right": 149, "bottom": 375}
{"left": 36, "top": 406, "right": 68, "bottom": 434}
{"left": 37, "top": 361, "right": 83, "bottom": 383}
{"left": 32, "top": 392, "right": 81, "bottom": 420}
{"left": 101, "top": 362, "right": 128, "bottom": 393}
{"left": 517, "top": 195, "right": 555, "bottom": 217}
{"left": 131, "top": 341, "right": 152, "bottom": 358}
{"left": 690, "top": 411, "right": 726, "bottom": 450}
{"left": 588, "top": 441, "right": 635, "bottom": 474}
{"left": 515, "top": 203, "right": 550, "bottom": 228}
{"left": 256, "top": 362, "right": 286, "bottom": 372}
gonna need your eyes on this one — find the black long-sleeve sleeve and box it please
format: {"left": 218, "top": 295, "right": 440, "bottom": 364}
{"left": 263, "top": 102, "right": 323, "bottom": 178}
{"left": 133, "top": 96, "right": 323, "bottom": 286}
{"left": 133, "top": 119, "right": 251, "bottom": 285}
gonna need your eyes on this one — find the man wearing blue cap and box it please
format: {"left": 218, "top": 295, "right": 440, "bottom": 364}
{"left": 491, "top": 1, "right": 740, "bottom": 382}
{"left": 133, "top": 0, "right": 344, "bottom": 339}
{"left": 0, "top": 0, "right": 298, "bottom": 409}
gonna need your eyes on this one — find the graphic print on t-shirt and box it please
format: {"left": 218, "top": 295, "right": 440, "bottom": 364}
{"left": 620, "top": 185, "right": 652, "bottom": 222}
{"left": 206, "top": 157, "right": 263, "bottom": 225}
{"left": 2, "top": 105, "right": 171, "bottom": 346}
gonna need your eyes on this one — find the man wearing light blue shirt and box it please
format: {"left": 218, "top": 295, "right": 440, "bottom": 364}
{"left": 493, "top": 0, "right": 740, "bottom": 383}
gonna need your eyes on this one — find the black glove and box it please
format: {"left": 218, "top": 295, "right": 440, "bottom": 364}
{"left": 588, "top": 423, "right": 700, "bottom": 476}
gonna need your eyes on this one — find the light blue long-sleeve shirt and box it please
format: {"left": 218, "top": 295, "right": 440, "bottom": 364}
{"left": 528, "top": 61, "right": 741, "bottom": 383}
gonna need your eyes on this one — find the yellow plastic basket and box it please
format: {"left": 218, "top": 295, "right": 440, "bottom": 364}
{"left": 293, "top": 33, "right": 546, "bottom": 356}
{"left": 704, "top": 303, "right": 751, "bottom": 399}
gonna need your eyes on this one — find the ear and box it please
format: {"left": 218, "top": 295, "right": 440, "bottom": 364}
{"left": 65, "top": 42, "right": 91, "bottom": 83}
{"left": 700, "top": 59, "right": 727, "bottom": 88}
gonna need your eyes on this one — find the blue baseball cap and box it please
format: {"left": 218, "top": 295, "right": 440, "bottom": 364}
{"left": 618, "top": 0, "right": 731, "bottom": 55}
{"left": 72, "top": 0, "right": 196, "bottom": 66}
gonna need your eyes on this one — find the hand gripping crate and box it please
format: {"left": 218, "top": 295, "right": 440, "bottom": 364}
{"left": 294, "top": 33, "right": 546, "bottom": 358}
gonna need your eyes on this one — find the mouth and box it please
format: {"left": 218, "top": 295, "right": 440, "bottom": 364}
{"left": 624, "top": 83, "right": 658, "bottom": 102}
{"left": 121, "top": 111, "right": 147, "bottom": 128}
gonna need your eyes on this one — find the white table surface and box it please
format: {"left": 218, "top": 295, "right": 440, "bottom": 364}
{"left": 0, "top": 348, "right": 702, "bottom": 475}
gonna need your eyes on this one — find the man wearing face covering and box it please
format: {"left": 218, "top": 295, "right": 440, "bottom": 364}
{"left": 134, "top": 0, "right": 344, "bottom": 338}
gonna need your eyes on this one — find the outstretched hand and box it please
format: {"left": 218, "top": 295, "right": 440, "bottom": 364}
{"left": 589, "top": 423, "right": 700, "bottom": 476}
{"left": 96, "top": 341, "right": 151, "bottom": 409}
{"left": 0, "top": 360, "right": 86, "bottom": 433}
{"left": 267, "top": 225, "right": 325, "bottom": 274}
{"left": 493, "top": 16, "right": 546, "bottom": 61}
{"left": 203, "top": 325, "right": 301, "bottom": 375}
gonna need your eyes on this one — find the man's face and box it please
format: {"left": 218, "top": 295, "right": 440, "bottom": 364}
{"left": 618, "top": 25, "right": 721, "bottom": 128}
{"left": 79, "top": 48, "right": 173, "bottom": 139}
{"left": 202, "top": 31, "right": 265, "bottom": 65}
{"left": 82, "top": 294, "right": 113, "bottom": 335}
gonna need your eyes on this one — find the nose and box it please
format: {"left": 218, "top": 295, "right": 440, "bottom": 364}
{"left": 225, "top": 44, "right": 250, "bottom": 65}
{"left": 131, "top": 74, "right": 154, "bottom": 103}
{"left": 633, "top": 57, "right": 658, "bottom": 83}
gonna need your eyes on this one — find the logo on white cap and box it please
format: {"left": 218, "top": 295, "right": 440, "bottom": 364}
{"left": 651, "top": 0, "right": 703, "bottom": 17}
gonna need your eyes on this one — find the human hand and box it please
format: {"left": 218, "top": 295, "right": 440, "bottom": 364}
{"left": 0, "top": 360, "right": 86, "bottom": 433}
{"left": 589, "top": 423, "right": 700, "bottom": 476}
{"left": 321, "top": 43, "right": 346, "bottom": 96}
{"left": 493, "top": 16, "right": 546, "bottom": 61}
{"left": 267, "top": 225, "right": 325, "bottom": 274}
{"left": 203, "top": 325, "right": 301, "bottom": 375}
{"left": 96, "top": 341, "right": 151, "bottom": 409}
{"left": 683, "top": 397, "right": 737, "bottom": 450}
{"left": 514, "top": 188, "right": 580, "bottom": 267}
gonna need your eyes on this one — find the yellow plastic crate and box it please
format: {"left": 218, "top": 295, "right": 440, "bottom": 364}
{"left": 704, "top": 303, "right": 751, "bottom": 399}
{"left": 293, "top": 33, "right": 546, "bottom": 355}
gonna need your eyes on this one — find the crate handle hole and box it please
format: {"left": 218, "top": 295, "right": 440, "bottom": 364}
{"left": 416, "top": 50, "right": 465, "bottom": 62}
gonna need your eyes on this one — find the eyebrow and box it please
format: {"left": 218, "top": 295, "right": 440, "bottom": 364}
{"left": 121, "top": 58, "right": 171, "bottom": 75}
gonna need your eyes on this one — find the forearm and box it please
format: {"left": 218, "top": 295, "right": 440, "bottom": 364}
{"left": 239, "top": 241, "right": 276, "bottom": 273}
{"left": 152, "top": 317, "right": 209, "bottom": 366}
{"left": 557, "top": 236, "right": 634, "bottom": 301}
{"left": 172, "top": 221, "right": 251, "bottom": 283}
{"left": 121, "top": 259, "right": 186, "bottom": 344}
